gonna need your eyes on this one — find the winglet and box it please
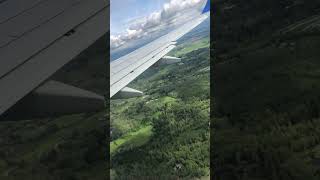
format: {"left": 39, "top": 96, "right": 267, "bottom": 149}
{"left": 202, "top": 0, "right": 210, "bottom": 14}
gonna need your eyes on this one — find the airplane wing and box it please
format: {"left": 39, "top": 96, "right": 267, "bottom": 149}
{"left": 110, "top": 11, "right": 209, "bottom": 98}
{"left": 0, "top": 0, "right": 109, "bottom": 119}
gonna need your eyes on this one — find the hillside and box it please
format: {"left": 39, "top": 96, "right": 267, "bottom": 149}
{"left": 110, "top": 36, "right": 210, "bottom": 179}
{"left": 212, "top": 1, "right": 320, "bottom": 179}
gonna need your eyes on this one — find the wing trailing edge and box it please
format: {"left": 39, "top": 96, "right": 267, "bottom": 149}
{"left": 160, "top": 56, "right": 181, "bottom": 65}
{"left": 112, "top": 87, "right": 143, "bottom": 99}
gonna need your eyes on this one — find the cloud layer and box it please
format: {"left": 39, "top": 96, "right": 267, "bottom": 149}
{"left": 110, "top": 0, "right": 204, "bottom": 49}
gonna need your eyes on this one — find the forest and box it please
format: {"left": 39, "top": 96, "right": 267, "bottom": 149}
{"left": 212, "top": 0, "right": 320, "bottom": 179}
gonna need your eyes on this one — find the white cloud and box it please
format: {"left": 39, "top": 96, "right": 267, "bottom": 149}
{"left": 110, "top": 35, "right": 124, "bottom": 49}
{"left": 110, "top": 0, "right": 205, "bottom": 49}
{"left": 162, "top": 0, "right": 201, "bottom": 18}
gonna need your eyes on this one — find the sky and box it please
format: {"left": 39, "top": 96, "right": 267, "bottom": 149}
{"left": 110, "top": 0, "right": 207, "bottom": 52}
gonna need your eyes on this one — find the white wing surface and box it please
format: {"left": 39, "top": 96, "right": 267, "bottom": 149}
{"left": 110, "top": 14, "right": 208, "bottom": 98}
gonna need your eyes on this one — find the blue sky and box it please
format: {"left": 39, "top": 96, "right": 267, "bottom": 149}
{"left": 110, "top": 0, "right": 206, "bottom": 50}
{"left": 111, "top": 0, "right": 166, "bottom": 34}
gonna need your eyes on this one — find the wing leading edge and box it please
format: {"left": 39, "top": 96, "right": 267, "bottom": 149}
{"left": 110, "top": 13, "right": 209, "bottom": 98}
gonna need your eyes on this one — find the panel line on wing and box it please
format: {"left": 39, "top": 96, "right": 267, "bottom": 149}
{"left": 0, "top": 0, "right": 46, "bottom": 23}
{"left": 0, "top": 0, "right": 84, "bottom": 48}
{"left": 111, "top": 42, "right": 174, "bottom": 86}
{"left": 110, "top": 44, "right": 176, "bottom": 97}
{"left": 110, "top": 42, "right": 169, "bottom": 74}
{"left": 110, "top": 42, "right": 174, "bottom": 81}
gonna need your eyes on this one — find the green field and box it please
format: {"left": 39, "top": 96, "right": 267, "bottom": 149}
{"left": 171, "top": 38, "right": 210, "bottom": 57}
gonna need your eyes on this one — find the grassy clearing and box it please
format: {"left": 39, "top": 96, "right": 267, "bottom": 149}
{"left": 110, "top": 125, "right": 153, "bottom": 156}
